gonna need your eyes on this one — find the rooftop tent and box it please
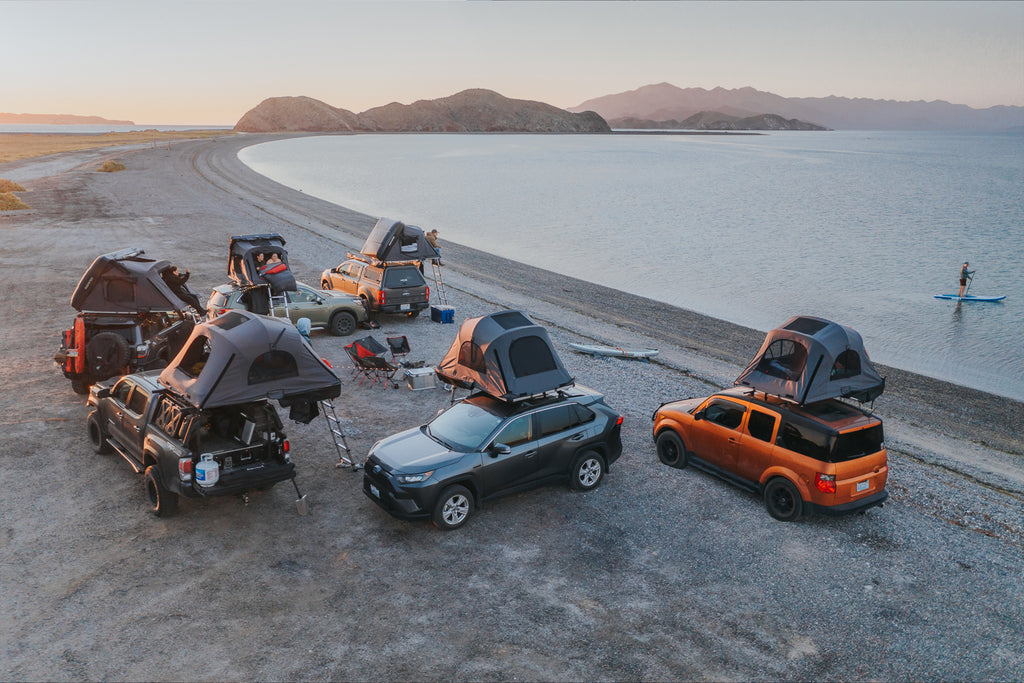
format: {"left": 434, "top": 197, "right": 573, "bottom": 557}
{"left": 228, "top": 233, "right": 297, "bottom": 294}
{"left": 435, "top": 310, "right": 574, "bottom": 401}
{"left": 360, "top": 218, "right": 440, "bottom": 262}
{"left": 71, "top": 247, "right": 195, "bottom": 313}
{"left": 734, "top": 315, "right": 885, "bottom": 405}
{"left": 159, "top": 310, "right": 340, "bottom": 410}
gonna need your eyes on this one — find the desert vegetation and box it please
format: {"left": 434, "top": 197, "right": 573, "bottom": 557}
{"left": 0, "top": 129, "right": 231, "bottom": 163}
{"left": 0, "top": 192, "right": 29, "bottom": 210}
{"left": 0, "top": 178, "right": 26, "bottom": 192}
{"left": 98, "top": 160, "right": 126, "bottom": 172}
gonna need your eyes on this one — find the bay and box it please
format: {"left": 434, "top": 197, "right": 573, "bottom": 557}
{"left": 239, "top": 131, "right": 1024, "bottom": 401}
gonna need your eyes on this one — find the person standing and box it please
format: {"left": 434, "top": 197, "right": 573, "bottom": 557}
{"left": 426, "top": 229, "right": 442, "bottom": 266}
{"left": 958, "top": 261, "right": 975, "bottom": 297}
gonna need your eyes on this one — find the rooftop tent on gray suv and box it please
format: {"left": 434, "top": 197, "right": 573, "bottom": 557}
{"left": 228, "top": 233, "right": 297, "bottom": 294}
{"left": 158, "top": 310, "right": 341, "bottom": 410}
{"left": 734, "top": 315, "right": 885, "bottom": 405}
{"left": 435, "top": 310, "right": 574, "bottom": 401}
{"left": 360, "top": 218, "right": 440, "bottom": 262}
{"left": 71, "top": 247, "right": 197, "bottom": 313}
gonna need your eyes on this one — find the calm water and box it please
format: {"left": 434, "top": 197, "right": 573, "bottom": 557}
{"left": 240, "top": 132, "right": 1024, "bottom": 401}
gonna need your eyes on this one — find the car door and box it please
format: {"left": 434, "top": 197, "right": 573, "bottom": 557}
{"left": 689, "top": 397, "right": 746, "bottom": 471}
{"left": 120, "top": 384, "right": 150, "bottom": 455}
{"left": 282, "top": 286, "right": 325, "bottom": 325}
{"left": 534, "top": 404, "right": 594, "bottom": 480}
{"left": 104, "top": 378, "right": 135, "bottom": 446}
{"left": 735, "top": 408, "right": 779, "bottom": 482}
{"left": 331, "top": 261, "right": 362, "bottom": 296}
{"left": 478, "top": 414, "right": 536, "bottom": 497}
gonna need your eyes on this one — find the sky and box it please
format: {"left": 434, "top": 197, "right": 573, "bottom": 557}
{"left": 3, "top": 0, "right": 1023, "bottom": 125}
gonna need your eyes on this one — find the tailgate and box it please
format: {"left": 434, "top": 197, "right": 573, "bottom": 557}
{"left": 834, "top": 450, "right": 888, "bottom": 502}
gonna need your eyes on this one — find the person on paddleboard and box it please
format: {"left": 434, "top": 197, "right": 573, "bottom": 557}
{"left": 958, "top": 262, "right": 975, "bottom": 297}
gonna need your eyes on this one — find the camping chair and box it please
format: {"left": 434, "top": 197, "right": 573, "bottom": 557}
{"left": 344, "top": 336, "right": 400, "bottom": 388}
{"left": 386, "top": 336, "right": 411, "bottom": 365}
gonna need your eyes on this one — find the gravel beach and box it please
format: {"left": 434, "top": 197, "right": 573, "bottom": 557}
{"left": 1, "top": 134, "right": 1022, "bottom": 681}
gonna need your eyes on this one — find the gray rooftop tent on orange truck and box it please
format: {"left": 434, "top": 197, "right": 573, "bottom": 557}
{"left": 361, "top": 218, "right": 440, "bottom": 263}
{"left": 734, "top": 315, "right": 885, "bottom": 405}
{"left": 435, "top": 310, "right": 573, "bottom": 402}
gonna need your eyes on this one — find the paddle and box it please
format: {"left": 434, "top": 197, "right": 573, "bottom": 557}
{"left": 965, "top": 272, "right": 975, "bottom": 297}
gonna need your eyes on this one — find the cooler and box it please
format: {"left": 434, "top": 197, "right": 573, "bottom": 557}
{"left": 405, "top": 367, "right": 436, "bottom": 391}
{"left": 430, "top": 305, "right": 455, "bottom": 324}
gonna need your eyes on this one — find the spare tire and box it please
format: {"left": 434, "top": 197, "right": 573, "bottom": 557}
{"left": 86, "top": 332, "right": 130, "bottom": 380}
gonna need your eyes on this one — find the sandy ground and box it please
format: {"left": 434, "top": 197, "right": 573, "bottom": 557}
{"left": 1, "top": 135, "right": 1022, "bottom": 682}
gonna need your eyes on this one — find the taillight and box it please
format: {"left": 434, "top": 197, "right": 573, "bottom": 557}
{"left": 377, "top": 291, "right": 385, "bottom": 306}
{"left": 615, "top": 416, "right": 624, "bottom": 426}
{"left": 217, "top": 308, "right": 228, "bottom": 316}
{"left": 283, "top": 440, "right": 290, "bottom": 453}
{"left": 815, "top": 472, "right": 836, "bottom": 494}
{"left": 425, "top": 285, "right": 430, "bottom": 300}
{"left": 178, "top": 457, "right": 193, "bottom": 481}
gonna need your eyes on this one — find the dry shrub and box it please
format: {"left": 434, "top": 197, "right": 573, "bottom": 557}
{"left": 98, "top": 160, "right": 126, "bottom": 173}
{"left": 0, "top": 178, "right": 26, "bottom": 192}
{"left": 0, "top": 192, "right": 30, "bottom": 210}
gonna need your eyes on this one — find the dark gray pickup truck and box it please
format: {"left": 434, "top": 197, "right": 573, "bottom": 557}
{"left": 87, "top": 370, "right": 299, "bottom": 516}
{"left": 321, "top": 254, "right": 430, "bottom": 317}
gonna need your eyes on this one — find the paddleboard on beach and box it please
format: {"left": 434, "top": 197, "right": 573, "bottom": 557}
{"left": 569, "top": 343, "right": 659, "bottom": 359}
{"left": 934, "top": 294, "right": 1006, "bottom": 302}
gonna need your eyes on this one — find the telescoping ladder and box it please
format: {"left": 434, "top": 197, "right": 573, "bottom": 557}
{"left": 268, "top": 290, "right": 290, "bottom": 319}
{"left": 320, "top": 398, "right": 360, "bottom": 470}
{"left": 430, "top": 260, "right": 449, "bottom": 306}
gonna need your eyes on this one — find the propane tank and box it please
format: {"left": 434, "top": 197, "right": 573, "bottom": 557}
{"left": 195, "top": 454, "right": 220, "bottom": 487}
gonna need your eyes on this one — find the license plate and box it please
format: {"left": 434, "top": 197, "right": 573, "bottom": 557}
{"left": 856, "top": 480, "right": 869, "bottom": 492}
{"left": 400, "top": 304, "right": 410, "bottom": 311}
{"left": 370, "top": 484, "right": 380, "bottom": 498}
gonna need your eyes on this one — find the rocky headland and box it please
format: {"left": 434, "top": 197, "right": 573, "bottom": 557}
{"left": 610, "top": 111, "right": 829, "bottom": 131}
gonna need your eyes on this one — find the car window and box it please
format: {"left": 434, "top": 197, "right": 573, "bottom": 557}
{"left": 704, "top": 399, "right": 745, "bottom": 430}
{"left": 340, "top": 263, "right": 361, "bottom": 279}
{"left": 288, "top": 288, "right": 318, "bottom": 304}
{"left": 428, "top": 401, "right": 505, "bottom": 452}
{"left": 537, "top": 405, "right": 577, "bottom": 438}
{"left": 778, "top": 421, "right": 831, "bottom": 460}
{"left": 493, "top": 415, "right": 532, "bottom": 447}
{"left": 382, "top": 267, "right": 425, "bottom": 288}
{"left": 209, "top": 290, "right": 228, "bottom": 307}
{"left": 363, "top": 267, "right": 382, "bottom": 284}
{"left": 832, "top": 424, "right": 884, "bottom": 462}
{"left": 111, "top": 380, "right": 132, "bottom": 405}
{"left": 747, "top": 410, "right": 777, "bottom": 443}
{"left": 126, "top": 387, "right": 148, "bottom": 415}
{"left": 572, "top": 404, "right": 596, "bottom": 425}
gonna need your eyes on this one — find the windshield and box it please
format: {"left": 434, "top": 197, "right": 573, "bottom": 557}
{"left": 427, "top": 401, "right": 505, "bottom": 452}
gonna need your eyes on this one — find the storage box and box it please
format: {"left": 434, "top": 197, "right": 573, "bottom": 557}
{"left": 405, "top": 367, "right": 436, "bottom": 391}
{"left": 430, "top": 305, "right": 455, "bottom": 324}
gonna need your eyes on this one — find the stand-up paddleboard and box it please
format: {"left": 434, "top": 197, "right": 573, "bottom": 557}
{"left": 934, "top": 294, "right": 1006, "bottom": 302}
{"left": 570, "top": 343, "right": 658, "bottom": 359}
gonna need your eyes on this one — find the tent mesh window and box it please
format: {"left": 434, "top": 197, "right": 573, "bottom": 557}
{"left": 830, "top": 350, "right": 861, "bottom": 380}
{"left": 783, "top": 317, "right": 830, "bottom": 335}
{"left": 207, "top": 311, "right": 250, "bottom": 330}
{"left": 508, "top": 336, "right": 557, "bottom": 377}
{"left": 492, "top": 311, "right": 532, "bottom": 330}
{"left": 179, "top": 337, "right": 212, "bottom": 378}
{"left": 755, "top": 340, "right": 807, "bottom": 381}
{"left": 458, "top": 341, "right": 487, "bottom": 372}
{"left": 105, "top": 279, "right": 135, "bottom": 306}
{"left": 248, "top": 350, "right": 299, "bottom": 385}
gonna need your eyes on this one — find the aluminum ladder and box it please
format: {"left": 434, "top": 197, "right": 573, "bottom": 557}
{"left": 320, "top": 398, "right": 359, "bottom": 470}
{"left": 430, "top": 260, "right": 449, "bottom": 306}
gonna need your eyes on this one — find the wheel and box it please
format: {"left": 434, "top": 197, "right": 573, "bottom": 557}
{"left": 144, "top": 465, "right": 179, "bottom": 517}
{"left": 85, "top": 332, "right": 129, "bottom": 379}
{"left": 764, "top": 477, "right": 803, "bottom": 522}
{"left": 70, "top": 379, "right": 90, "bottom": 395}
{"left": 655, "top": 430, "right": 687, "bottom": 469}
{"left": 87, "top": 411, "right": 111, "bottom": 454}
{"left": 329, "top": 311, "right": 357, "bottom": 336}
{"left": 432, "top": 485, "right": 473, "bottom": 530}
{"left": 570, "top": 451, "right": 605, "bottom": 491}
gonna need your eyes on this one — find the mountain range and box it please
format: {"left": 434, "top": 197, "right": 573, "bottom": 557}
{"left": 570, "top": 83, "right": 1024, "bottom": 131}
{"left": 0, "top": 113, "right": 134, "bottom": 125}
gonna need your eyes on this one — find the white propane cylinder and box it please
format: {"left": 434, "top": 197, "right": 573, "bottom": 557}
{"left": 196, "top": 454, "right": 220, "bottom": 487}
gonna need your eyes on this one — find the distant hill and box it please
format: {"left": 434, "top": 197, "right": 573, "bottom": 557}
{"left": 610, "top": 111, "right": 828, "bottom": 131}
{"left": 571, "top": 83, "right": 1024, "bottom": 131}
{"left": 0, "top": 112, "right": 134, "bottom": 125}
{"left": 235, "top": 90, "right": 610, "bottom": 133}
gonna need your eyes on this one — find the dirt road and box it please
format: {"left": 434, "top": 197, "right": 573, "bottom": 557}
{"left": 1, "top": 136, "right": 1021, "bottom": 681}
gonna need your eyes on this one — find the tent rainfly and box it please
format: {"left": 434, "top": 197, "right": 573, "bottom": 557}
{"left": 71, "top": 247, "right": 196, "bottom": 314}
{"left": 158, "top": 310, "right": 341, "bottom": 410}
{"left": 435, "top": 310, "right": 573, "bottom": 401}
{"left": 360, "top": 218, "right": 440, "bottom": 262}
{"left": 734, "top": 315, "right": 885, "bottom": 405}
{"left": 228, "top": 233, "right": 297, "bottom": 294}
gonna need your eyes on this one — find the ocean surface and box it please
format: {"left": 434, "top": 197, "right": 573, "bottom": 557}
{"left": 239, "top": 131, "right": 1024, "bottom": 401}
{"left": 0, "top": 124, "right": 232, "bottom": 133}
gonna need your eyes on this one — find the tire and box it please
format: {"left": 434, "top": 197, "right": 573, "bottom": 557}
{"left": 655, "top": 430, "right": 687, "bottom": 469}
{"left": 329, "top": 311, "right": 357, "bottom": 336}
{"left": 144, "top": 465, "right": 179, "bottom": 517}
{"left": 85, "top": 332, "right": 129, "bottom": 379}
{"left": 764, "top": 477, "right": 803, "bottom": 522}
{"left": 432, "top": 485, "right": 473, "bottom": 530}
{"left": 70, "top": 379, "right": 90, "bottom": 395}
{"left": 87, "top": 411, "right": 111, "bottom": 454}
{"left": 570, "top": 451, "right": 605, "bottom": 491}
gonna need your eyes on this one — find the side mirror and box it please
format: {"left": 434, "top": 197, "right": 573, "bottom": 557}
{"left": 693, "top": 410, "right": 704, "bottom": 421}
{"left": 490, "top": 443, "right": 511, "bottom": 457}
{"left": 94, "top": 386, "right": 111, "bottom": 400}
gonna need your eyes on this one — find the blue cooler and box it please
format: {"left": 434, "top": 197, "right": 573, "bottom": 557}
{"left": 430, "top": 305, "right": 455, "bottom": 324}
{"left": 430, "top": 305, "right": 454, "bottom": 325}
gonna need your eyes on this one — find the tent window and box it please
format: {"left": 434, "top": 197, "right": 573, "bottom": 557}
{"left": 179, "top": 337, "right": 212, "bottom": 378}
{"left": 105, "top": 279, "right": 135, "bottom": 305}
{"left": 830, "top": 350, "right": 861, "bottom": 380}
{"left": 458, "top": 341, "right": 487, "bottom": 372}
{"left": 509, "top": 336, "right": 557, "bottom": 377}
{"left": 248, "top": 351, "right": 299, "bottom": 385}
{"left": 784, "top": 317, "right": 829, "bottom": 336}
{"left": 208, "top": 311, "right": 249, "bottom": 330}
{"left": 492, "top": 311, "right": 532, "bottom": 330}
{"left": 755, "top": 340, "right": 807, "bottom": 381}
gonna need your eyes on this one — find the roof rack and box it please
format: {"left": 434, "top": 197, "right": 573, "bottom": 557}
{"left": 346, "top": 252, "right": 421, "bottom": 268}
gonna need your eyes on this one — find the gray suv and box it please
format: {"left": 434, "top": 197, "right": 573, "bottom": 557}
{"left": 362, "top": 385, "right": 623, "bottom": 530}
{"left": 321, "top": 256, "right": 429, "bottom": 317}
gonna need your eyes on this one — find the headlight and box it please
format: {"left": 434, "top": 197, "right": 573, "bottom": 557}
{"left": 396, "top": 470, "right": 434, "bottom": 484}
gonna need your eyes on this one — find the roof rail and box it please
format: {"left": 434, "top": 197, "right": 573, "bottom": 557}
{"left": 346, "top": 252, "right": 422, "bottom": 268}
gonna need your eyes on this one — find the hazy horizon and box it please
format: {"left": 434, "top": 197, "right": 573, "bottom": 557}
{"left": 4, "top": 0, "right": 1023, "bottom": 126}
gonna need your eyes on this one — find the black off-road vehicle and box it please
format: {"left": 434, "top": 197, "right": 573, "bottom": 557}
{"left": 54, "top": 249, "right": 201, "bottom": 394}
